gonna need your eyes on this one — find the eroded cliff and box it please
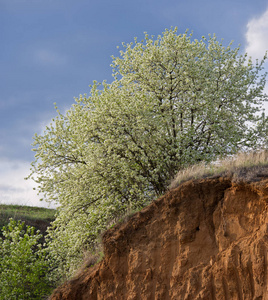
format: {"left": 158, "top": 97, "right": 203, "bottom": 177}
{"left": 50, "top": 172, "right": 268, "bottom": 299}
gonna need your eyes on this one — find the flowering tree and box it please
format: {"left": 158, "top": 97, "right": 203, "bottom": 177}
{"left": 29, "top": 28, "right": 268, "bottom": 278}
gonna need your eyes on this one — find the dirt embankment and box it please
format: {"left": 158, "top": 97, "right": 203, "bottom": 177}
{"left": 50, "top": 173, "right": 268, "bottom": 299}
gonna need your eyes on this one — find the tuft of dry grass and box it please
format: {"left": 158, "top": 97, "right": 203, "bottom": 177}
{"left": 170, "top": 150, "right": 268, "bottom": 189}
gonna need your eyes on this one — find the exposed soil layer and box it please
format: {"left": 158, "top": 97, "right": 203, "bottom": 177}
{"left": 50, "top": 174, "right": 268, "bottom": 299}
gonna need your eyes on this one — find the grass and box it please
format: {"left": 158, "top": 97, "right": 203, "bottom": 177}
{"left": 170, "top": 150, "right": 268, "bottom": 189}
{"left": 0, "top": 204, "right": 56, "bottom": 236}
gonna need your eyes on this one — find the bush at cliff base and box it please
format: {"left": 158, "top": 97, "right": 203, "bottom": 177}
{"left": 0, "top": 219, "right": 56, "bottom": 299}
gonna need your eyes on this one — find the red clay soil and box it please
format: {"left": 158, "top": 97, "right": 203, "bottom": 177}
{"left": 50, "top": 175, "right": 268, "bottom": 300}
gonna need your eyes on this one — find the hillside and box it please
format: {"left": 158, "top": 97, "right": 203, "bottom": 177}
{"left": 0, "top": 204, "right": 56, "bottom": 236}
{"left": 50, "top": 166, "right": 268, "bottom": 299}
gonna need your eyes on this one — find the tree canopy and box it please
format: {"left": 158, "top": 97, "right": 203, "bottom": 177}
{"left": 29, "top": 28, "right": 268, "bottom": 278}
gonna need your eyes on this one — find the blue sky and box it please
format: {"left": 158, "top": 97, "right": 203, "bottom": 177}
{"left": 1, "top": 0, "right": 268, "bottom": 208}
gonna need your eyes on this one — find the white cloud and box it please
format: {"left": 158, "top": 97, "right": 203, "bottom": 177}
{"left": 0, "top": 159, "right": 57, "bottom": 208}
{"left": 245, "top": 8, "right": 268, "bottom": 113}
{"left": 245, "top": 8, "right": 268, "bottom": 60}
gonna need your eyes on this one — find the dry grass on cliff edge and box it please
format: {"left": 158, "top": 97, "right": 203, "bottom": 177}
{"left": 170, "top": 150, "right": 268, "bottom": 190}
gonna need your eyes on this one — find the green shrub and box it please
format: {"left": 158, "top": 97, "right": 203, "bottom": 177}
{"left": 0, "top": 219, "right": 55, "bottom": 299}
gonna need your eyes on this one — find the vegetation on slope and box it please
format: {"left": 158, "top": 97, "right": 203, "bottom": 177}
{"left": 170, "top": 150, "right": 268, "bottom": 189}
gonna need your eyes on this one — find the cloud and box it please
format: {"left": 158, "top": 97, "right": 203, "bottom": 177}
{"left": 245, "top": 8, "right": 268, "bottom": 60}
{"left": 0, "top": 158, "right": 56, "bottom": 208}
{"left": 245, "top": 8, "right": 268, "bottom": 114}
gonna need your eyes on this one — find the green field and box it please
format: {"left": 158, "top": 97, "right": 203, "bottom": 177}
{"left": 0, "top": 204, "right": 56, "bottom": 236}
